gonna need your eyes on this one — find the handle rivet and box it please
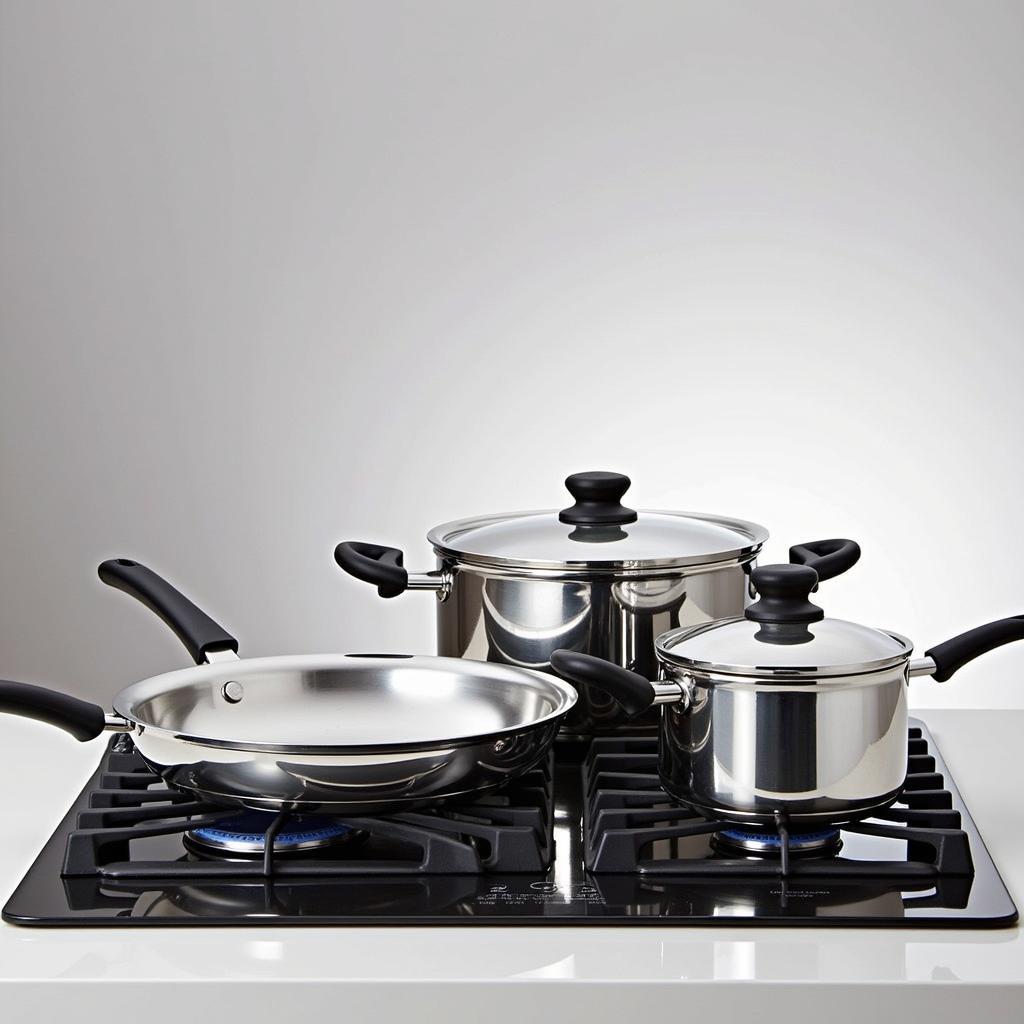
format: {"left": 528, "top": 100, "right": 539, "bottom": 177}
{"left": 221, "top": 680, "right": 244, "bottom": 704}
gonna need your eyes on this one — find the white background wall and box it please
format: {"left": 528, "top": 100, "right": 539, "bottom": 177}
{"left": 1, "top": 0, "right": 1022, "bottom": 708}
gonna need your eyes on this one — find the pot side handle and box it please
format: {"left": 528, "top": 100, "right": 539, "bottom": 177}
{"left": 334, "top": 542, "right": 447, "bottom": 599}
{"left": 334, "top": 541, "right": 409, "bottom": 597}
{"left": 98, "top": 558, "right": 239, "bottom": 666}
{"left": 788, "top": 538, "right": 861, "bottom": 582}
{"left": 550, "top": 650, "right": 656, "bottom": 717}
{"left": 923, "top": 615, "right": 1024, "bottom": 682}
{"left": 0, "top": 680, "right": 108, "bottom": 741}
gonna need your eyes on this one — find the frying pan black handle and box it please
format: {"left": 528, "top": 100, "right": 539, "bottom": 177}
{"left": 925, "top": 616, "right": 1024, "bottom": 682}
{"left": 0, "top": 680, "right": 107, "bottom": 741}
{"left": 334, "top": 542, "right": 409, "bottom": 598}
{"left": 550, "top": 650, "right": 655, "bottom": 718}
{"left": 98, "top": 558, "right": 239, "bottom": 665}
{"left": 788, "top": 538, "right": 861, "bottom": 582}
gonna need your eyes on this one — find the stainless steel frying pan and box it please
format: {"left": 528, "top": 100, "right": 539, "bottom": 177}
{"left": 0, "top": 559, "right": 577, "bottom": 813}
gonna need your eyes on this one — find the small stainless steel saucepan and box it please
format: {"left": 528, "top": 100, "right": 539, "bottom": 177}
{"left": 552, "top": 563, "right": 1024, "bottom": 829}
{"left": 0, "top": 559, "right": 576, "bottom": 814}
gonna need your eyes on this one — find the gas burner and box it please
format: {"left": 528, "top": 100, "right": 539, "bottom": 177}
{"left": 185, "top": 812, "right": 356, "bottom": 857}
{"left": 712, "top": 827, "right": 843, "bottom": 859}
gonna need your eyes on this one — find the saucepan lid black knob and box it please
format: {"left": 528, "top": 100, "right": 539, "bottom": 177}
{"left": 745, "top": 564, "right": 824, "bottom": 625}
{"left": 559, "top": 472, "right": 638, "bottom": 526}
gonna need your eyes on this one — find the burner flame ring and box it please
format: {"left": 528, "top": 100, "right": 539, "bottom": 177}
{"left": 185, "top": 811, "right": 355, "bottom": 856}
{"left": 712, "top": 827, "right": 842, "bottom": 858}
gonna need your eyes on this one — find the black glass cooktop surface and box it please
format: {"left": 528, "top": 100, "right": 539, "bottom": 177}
{"left": 3, "top": 718, "right": 1016, "bottom": 927}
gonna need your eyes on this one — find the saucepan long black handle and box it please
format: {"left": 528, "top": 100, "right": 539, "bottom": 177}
{"left": 334, "top": 542, "right": 409, "bottom": 598}
{"left": 98, "top": 558, "right": 239, "bottom": 665}
{"left": 788, "top": 538, "right": 861, "bottom": 582}
{"left": 924, "top": 616, "right": 1024, "bottom": 682}
{"left": 0, "top": 680, "right": 108, "bottom": 741}
{"left": 550, "top": 650, "right": 655, "bottom": 718}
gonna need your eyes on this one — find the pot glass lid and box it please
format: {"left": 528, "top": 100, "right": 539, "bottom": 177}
{"left": 426, "top": 472, "right": 768, "bottom": 571}
{"left": 657, "top": 564, "right": 913, "bottom": 678}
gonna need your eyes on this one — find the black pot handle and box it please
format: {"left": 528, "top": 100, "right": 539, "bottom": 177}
{"left": 924, "top": 616, "right": 1024, "bottom": 682}
{"left": 788, "top": 538, "right": 861, "bottom": 582}
{"left": 0, "top": 680, "right": 108, "bottom": 742}
{"left": 97, "top": 558, "right": 239, "bottom": 665}
{"left": 550, "top": 650, "right": 654, "bottom": 718}
{"left": 334, "top": 542, "right": 409, "bottom": 598}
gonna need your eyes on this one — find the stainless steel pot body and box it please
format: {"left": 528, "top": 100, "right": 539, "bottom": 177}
{"left": 655, "top": 662, "right": 909, "bottom": 827}
{"left": 434, "top": 559, "right": 754, "bottom": 736}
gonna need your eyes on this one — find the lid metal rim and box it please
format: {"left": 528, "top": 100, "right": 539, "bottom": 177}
{"left": 662, "top": 656, "right": 912, "bottom": 681}
{"left": 426, "top": 508, "right": 770, "bottom": 572}
{"left": 655, "top": 623, "right": 915, "bottom": 679}
{"left": 433, "top": 550, "right": 763, "bottom": 578}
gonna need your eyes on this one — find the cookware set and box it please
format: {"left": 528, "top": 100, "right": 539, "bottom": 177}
{"left": 336, "top": 470, "right": 860, "bottom": 735}
{"left": 1, "top": 470, "right": 1021, "bottom": 832}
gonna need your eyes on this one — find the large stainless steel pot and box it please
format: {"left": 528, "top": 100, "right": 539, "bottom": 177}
{"left": 0, "top": 559, "right": 576, "bottom": 815}
{"left": 335, "top": 470, "right": 860, "bottom": 736}
{"left": 552, "top": 563, "right": 1024, "bottom": 828}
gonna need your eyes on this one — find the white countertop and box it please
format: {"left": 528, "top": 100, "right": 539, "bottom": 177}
{"left": 1, "top": 710, "right": 1021, "bottom": 1022}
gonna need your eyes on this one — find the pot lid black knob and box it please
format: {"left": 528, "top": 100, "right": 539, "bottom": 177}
{"left": 559, "top": 471, "right": 638, "bottom": 526}
{"left": 745, "top": 564, "right": 824, "bottom": 625}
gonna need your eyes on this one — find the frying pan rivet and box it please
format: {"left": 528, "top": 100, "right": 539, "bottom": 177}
{"left": 221, "top": 680, "right": 244, "bottom": 704}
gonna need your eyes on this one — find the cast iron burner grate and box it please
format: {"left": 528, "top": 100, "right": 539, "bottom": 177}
{"left": 582, "top": 727, "right": 974, "bottom": 878}
{"left": 61, "top": 735, "right": 554, "bottom": 879}
{"left": 3, "top": 718, "right": 1017, "bottom": 926}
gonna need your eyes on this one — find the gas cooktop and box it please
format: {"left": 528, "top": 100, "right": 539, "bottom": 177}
{"left": 3, "top": 718, "right": 1016, "bottom": 927}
